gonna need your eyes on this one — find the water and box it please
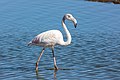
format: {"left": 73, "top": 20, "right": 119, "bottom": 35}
{"left": 0, "top": 0, "right": 120, "bottom": 80}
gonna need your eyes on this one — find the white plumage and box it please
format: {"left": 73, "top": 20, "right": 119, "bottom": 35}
{"left": 28, "top": 13, "right": 77, "bottom": 71}
{"left": 29, "top": 30, "right": 64, "bottom": 47}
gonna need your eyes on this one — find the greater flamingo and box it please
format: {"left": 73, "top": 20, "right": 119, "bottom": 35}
{"left": 28, "top": 13, "right": 77, "bottom": 71}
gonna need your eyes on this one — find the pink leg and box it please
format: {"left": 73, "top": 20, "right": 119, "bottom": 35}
{"left": 51, "top": 47, "right": 58, "bottom": 70}
{"left": 36, "top": 47, "right": 45, "bottom": 71}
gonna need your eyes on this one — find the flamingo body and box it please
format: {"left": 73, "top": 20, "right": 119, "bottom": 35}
{"left": 29, "top": 30, "right": 64, "bottom": 47}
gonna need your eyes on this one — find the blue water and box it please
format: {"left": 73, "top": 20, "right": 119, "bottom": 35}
{"left": 0, "top": 0, "right": 120, "bottom": 80}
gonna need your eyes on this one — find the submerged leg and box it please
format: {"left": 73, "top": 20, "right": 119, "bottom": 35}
{"left": 51, "top": 47, "right": 58, "bottom": 70}
{"left": 36, "top": 47, "right": 45, "bottom": 71}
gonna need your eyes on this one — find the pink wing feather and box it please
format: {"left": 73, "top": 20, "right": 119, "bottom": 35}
{"left": 28, "top": 30, "right": 64, "bottom": 47}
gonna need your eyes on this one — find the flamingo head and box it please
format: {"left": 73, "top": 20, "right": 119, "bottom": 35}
{"left": 63, "top": 14, "right": 77, "bottom": 28}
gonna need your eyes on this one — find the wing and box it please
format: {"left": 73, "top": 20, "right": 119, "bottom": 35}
{"left": 29, "top": 30, "right": 63, "bottom": 46}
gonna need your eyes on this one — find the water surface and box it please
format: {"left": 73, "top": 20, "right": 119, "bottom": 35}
{"left": 0, "top": 0, "right": 120, "bottom": 80}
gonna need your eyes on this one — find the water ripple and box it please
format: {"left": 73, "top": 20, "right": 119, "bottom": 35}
{"left": 0, "top": 0, "right": 120, "bottom": 80}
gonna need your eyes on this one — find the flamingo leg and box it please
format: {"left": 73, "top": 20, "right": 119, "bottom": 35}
{"left": 51, "top": 47, "right": 58, "bottom": 70}
{"left": 36, "top": 47, "right": 45, "bottom": 71}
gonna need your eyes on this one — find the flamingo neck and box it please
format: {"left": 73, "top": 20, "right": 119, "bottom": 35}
{"left": 61, "top": 17, "right": 71, "bottom": 46}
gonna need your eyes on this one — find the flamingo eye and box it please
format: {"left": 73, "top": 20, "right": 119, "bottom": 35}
{"left": 68, "top": 15, "right": 70, "bottom": 18}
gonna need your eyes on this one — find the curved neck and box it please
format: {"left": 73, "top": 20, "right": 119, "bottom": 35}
{"left": 61, "top": 17, "right": 71, "bottom": 45}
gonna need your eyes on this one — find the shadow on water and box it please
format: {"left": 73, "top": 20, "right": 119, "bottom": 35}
{"left": 35, "top": 69, "right": 57, "bottom": 80}
{"left": 46, "top": 67, "right": 75, "bottom": 70}
{"left": 36, "top": 68, "right": 77, "bottom": 80}
{"left": 36, "top": 73, "right": 45, "bottom": 80}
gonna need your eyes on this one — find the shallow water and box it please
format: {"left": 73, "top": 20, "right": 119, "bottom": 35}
{"left": 0, "top": 0, "right": 120, "bottom": 80}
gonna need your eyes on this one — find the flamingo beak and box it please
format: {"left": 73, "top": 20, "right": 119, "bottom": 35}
{"left": 73, "top": 18, "right": 77, "bottom": 28}
{"left": 74, "top": 23, "right": 77, "bottom": 28}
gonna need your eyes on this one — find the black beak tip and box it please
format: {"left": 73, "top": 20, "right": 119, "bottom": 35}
{"left": 74, "top": 23, "right": 77, "bottom": 28}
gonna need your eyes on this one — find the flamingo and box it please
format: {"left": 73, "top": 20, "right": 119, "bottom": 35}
{"left": 28, "top": 13, "right": 77, "bottom": 71}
